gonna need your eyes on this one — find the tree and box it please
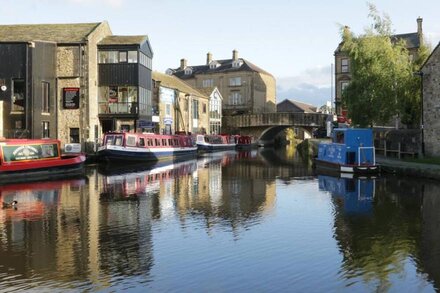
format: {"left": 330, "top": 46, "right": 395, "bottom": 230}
{"left": 341, "top": 3, "right": 430, "bottom": 127}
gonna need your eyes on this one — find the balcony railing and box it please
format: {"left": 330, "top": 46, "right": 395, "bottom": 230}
{"left": 99, "top": 102, "right": 138, "bottom": 114}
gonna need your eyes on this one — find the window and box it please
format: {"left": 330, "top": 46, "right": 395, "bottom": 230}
{"left": 202, "top": 79, "right": 213, "bottom": 88}
{"left": 42, "top": 82, "right": 49, "bottom": 113}
{"left": 126, "top": 135, "right": 137, "bottom": 146}
{"left": 341, "top": 81, "right": 349, "bottom": 92}
{"left": 70, "top": 128, "right": 79, "bottom": 143}
{"left": 341, "top": 59, "right": 349, "bottom": 73}
{"left": 192, "top": 100, "right": 199, "bottom": 119}
{"left": 119, "top": 51, "right": 127, "bottom": 63}
{"left": 229, "top": 77, "right": 241, "bottom": 86}
{"left": 185, "top": 67, "right": 193, "bottom": 75}
{"left": 232, "top": 60, "right": 243, "bottom": 68}
{"left": 229, "top": 92, "right": 243, "bottom": 105}
{"left": 42, "top": 121, "right": 50, "bottom": 138}
{"left": 209, "top": 61, "right": 220, "bottom": 69}
{"left": 139, "top": 138, "right": 145, "bottom": 147}
{"left": 162, "top": 139, "right": 167, "bottom": 146}
{"left": 12, "top": 79, "right": 25, "bottom": 113}
{"left": 115, "top": 136, "right": 123, "bottom": 146}
{"left": 128, "top": 51, "right": 138, "bottom": 63}
{"left": 203, "top": 103, "right": 207, "bottom": 113}
{"left": 166, "top": 103, "right": 171, "bottom": 116}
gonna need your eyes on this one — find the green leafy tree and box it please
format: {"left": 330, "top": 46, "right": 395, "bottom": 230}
{"left": 341, "top": 3, "right": 430, "bottom": 127}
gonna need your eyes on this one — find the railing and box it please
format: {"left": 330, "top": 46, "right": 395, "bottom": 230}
{"left": 99, "top": 102, "right": 138, "bottom": 114}
{"left": 358, "top": 146, "right": 375, "bottom": 166}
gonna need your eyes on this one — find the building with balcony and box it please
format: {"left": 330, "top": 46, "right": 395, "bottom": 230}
{"left": 97, "top": 36, "right": 153, "bottom": 133}
{"left": 167, "top": 50, "right": 276, "bottom": 116}
{"left": 334, "top": 18, "right": 424, "bottom": 116}
{"left": 0, "top": 22, "right": 153, "bottom": 151}
{"left": 152, "top": 71, "right": 210, "bottom": 135}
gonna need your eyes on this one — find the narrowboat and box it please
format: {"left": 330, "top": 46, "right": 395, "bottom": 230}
{"left": 235, "top": 135, "right": 255, "bottom": 149}
{"left": 314, "top": 128, "right": 379, "bottom": 174}
{"left": 195, "top": 134, "right": 236, "bottom": 152}
{"left": 0, "top": 138, "right": 86, "bottom": 183}
{"left": 97, "top": 132, "right": 197, "bottom": 163}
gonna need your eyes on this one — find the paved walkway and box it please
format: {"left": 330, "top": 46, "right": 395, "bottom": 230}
{"left": 377, "top": 155, "right": 440, "bottom": 180}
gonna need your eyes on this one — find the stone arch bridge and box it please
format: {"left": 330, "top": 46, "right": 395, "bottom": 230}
{"left": 223, "top": 112, "right": 330, "bottom": 145}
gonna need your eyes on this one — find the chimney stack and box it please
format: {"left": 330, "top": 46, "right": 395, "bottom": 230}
{"left": 417, "top": 17, "right": 423, "bottom": 45}
{"left": 232, "top": 49, "right": 239, "bottom": 61}
{"left": 207, "top": 52, "right": 212, "bottom": 65}
{"left": 180, "top": 58, "right": 187, "bottom": 70}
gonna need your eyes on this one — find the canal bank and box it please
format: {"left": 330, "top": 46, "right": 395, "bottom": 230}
{"left": 299, "top": 139, "right": 440, "bottom": 180}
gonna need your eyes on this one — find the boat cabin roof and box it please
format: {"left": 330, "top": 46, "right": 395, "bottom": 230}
{"left": 332, "top": 128, "right": 373, "bottom": 147}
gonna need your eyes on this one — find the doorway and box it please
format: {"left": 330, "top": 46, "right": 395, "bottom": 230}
{"left": 101, "top": 119, "right": 114, "bottom": 134}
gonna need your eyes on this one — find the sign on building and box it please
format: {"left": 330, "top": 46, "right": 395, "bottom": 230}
{"left": 63, "top": 87, "right": 80, "bottom": 109}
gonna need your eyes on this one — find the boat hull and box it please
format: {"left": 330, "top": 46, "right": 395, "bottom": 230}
{"left": 0, "top": 154, "right": 86, "bottom": 184}
{"left": 314, "top": 158, "right": 379, "bottom": 175}
{"left": 197, "top": 143, "right": 236, "bottom": 152}
{"left": 98, "top": 145, "right": 198, "bottom": 163}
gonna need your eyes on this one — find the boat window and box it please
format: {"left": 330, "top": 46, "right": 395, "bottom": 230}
{"left": 162, "top": 139, "right": 167, "bottom": 146}
{"left": 155, "top": 139, "right": 160, "bottom": 146}
{"left": 147, "top": 139, "right": 153, "bottom": 146}
{"left": 126, "top": 136, "right": 137, "bottom": 147}
{"left": 168, "top": 139, "right": 173, "bottom": 146}
{"left": 115, "top": 136, "right": 123, "bottom": 146}
{"left": 105, "top": 136, "right": 114, "bottom": 145}
{"left": 139, "top": 138, "right": 145, "bottom": 147}
{"left": 174, "top": 139, "right": 179, "bottom": 146}
{"left": 336, "top": 132, "right": 344, "bottom": 144}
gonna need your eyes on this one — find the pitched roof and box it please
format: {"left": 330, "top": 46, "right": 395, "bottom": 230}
{"left": 98, "top": 35, "right": 148, "bottom": 46}
{"left": 391, "top": 32, "right": 420, "bottom": 49}
{"left": 0, "top": 22, "right": 103, "bottom": 43}
{"left": 278, "top": 99, "right": 317, "bottom": 113}
{"left": 171, "top": 58, "right": 273, "bottom": 79}
{"left": 152, "top": 71, "right": 208, "bottom": 99}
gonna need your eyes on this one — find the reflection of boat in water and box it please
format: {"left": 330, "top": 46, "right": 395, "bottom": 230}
{"left": 100, "top": 159, "right": 199, "bottom": 200}
{"left": 318, "top": 175, "right": 375, "bottom": 214}
{"left": 0, "top": 178, "right": 86, "bottom": 220}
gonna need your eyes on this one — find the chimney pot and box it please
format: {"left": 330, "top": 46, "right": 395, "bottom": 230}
{"left": 180, "top": 58, "right": 187, "bottom": 70}
{"left": 233, "top": 49, "right": 239, "bottom": 61}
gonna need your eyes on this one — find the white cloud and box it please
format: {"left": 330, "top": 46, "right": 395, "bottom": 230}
{"left": 67, "top": 0, "right": 123, "bottom": 8}
{"left": 276, "top": 65, "right": 334, "bottom": 107}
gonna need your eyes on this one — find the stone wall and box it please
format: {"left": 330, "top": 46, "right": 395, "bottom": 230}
{"left": 422, "top": 44, "right": 440, "bottom": 157}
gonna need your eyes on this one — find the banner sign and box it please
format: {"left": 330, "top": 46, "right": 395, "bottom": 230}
{"left": 63, "top": 88, "right": 80, "bottom": 109}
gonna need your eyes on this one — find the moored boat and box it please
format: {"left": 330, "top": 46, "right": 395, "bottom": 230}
{"left": 235, "top": 135, "right": 255, "bottom": 149}
{"left": 0, "top": 138, "right": 86, "bottom": 183}
{"left": 195, "top": 134, "right": 236, "bottom": 152}
{"left": 97, "top": 132, "right": 197, "bottom": 163}
{"left": 314, "top": 128, "right": 379, "bottom": 174}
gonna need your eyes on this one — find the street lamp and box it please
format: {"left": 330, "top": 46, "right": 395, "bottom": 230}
{"left": 414, "top": 71, "right": 425, "bottom": 156}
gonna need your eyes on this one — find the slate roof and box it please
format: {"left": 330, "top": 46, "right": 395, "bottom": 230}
{"left": 98, "top": 35, "right": 148, "bottom": 46}
{"left": 277, "top": 99, "right": 317, "bottom": 113}
{"left": 0, "top": 22, "right": 104, "bottom": 43}
{"left": 172, "top": 58, "right": 273, "bottom": 79}
{"left": 153, "top": 71, "right": 208, "bottom": 99}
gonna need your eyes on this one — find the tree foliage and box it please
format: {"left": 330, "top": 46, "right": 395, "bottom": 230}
{"left": 341, "top": 3, "right": 430, "bottom": 127}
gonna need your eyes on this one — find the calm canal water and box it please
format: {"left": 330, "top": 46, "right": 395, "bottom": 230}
{"left": 1, "top": 147, "right": 440, "bottom": 292}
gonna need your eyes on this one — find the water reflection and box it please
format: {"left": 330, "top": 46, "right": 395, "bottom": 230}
{"left": 2, "top": 148, "right": 440, "bottom": 291}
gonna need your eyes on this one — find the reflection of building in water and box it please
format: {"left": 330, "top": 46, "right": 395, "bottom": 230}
{"left": 419, "top": 183, "right": 440, "bottom": 289}
{"left": 328, "top": 176, "right": 424, "bottom": 291}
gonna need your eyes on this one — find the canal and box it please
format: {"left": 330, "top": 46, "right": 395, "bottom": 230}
{"left": 0, "top": 147, "right": 439, "bottom": 292}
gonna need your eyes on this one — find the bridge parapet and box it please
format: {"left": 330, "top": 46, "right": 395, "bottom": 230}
{"left": 224, "top": 112, "right": 330, "bottom": 128}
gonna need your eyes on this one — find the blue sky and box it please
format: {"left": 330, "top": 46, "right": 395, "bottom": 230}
{"left": 2, "top": 0, "right": 440, "bottom": 107}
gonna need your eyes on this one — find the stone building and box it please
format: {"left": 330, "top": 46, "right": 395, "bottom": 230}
{"left": 0, "top": 22, "right": 153, "bottom": 151}
{"left": 167, "top": 50, "right": 276, "bottom": 116}
{"left": 276, "top": 99, "right": 317, "bottom": 113}
{"left": 421, "top": 42, "right": 440, "bottom": 157}
{"left": 334, "top": 18, "right": 424, "bottom": 116}
{"left": 152, "top": 71, "right": 210, "bottom": 135}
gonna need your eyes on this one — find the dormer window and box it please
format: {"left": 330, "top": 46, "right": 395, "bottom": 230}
{"left": 184, "top": 67, "right": 193, "bottom": 75}
{"left": 209, "top": 61, "right": 220, "bottom": 69}
{"left": 232, "top": 59, "right": 243, "bottom": 68}
{"left": 165, "top": 68, "right": 174, "bottom": 75}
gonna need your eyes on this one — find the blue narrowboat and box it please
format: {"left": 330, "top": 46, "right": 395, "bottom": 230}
{"left": 314, "top": 128, "right": 379, "bottom": 174}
